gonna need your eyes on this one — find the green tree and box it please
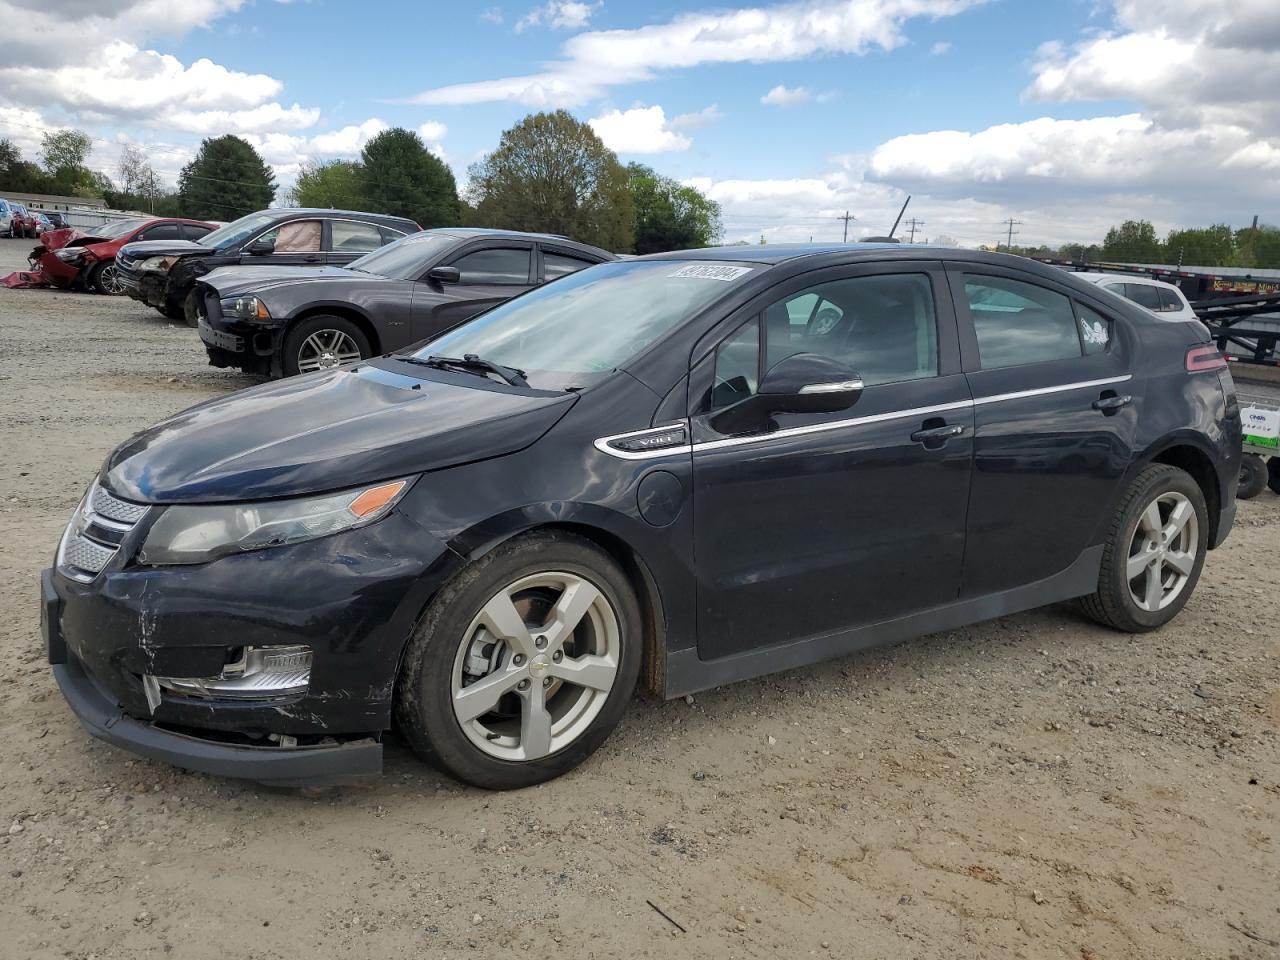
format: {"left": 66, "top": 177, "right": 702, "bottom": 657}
{"left": 1164, "top": 224, "right": 1234, "bottom": 266}
{"left": 1101, "top": 219, "right": 1162, "bottom": 263}
{"left": 467, "top": 110, "right": 634, "bottom": 251}
{"left": 40, "top": 129, "right": 92, "bottom": 175}
{"left": 0, "top": 138, "right": 48, "bottom": 192}
{"left": 626, "top": 163, "right": 721, "bottom": 254}
{"left": 178, "top": 135, "right": 276, "bottom": 219}
{"left": 290, "top": 159, "right": 365, "bottom": 208}
{"left": 1232, "top": 224, "right": 1280, "bottom": 270}
{"left": 359, "top": 129, "right": 459, "bottom": 226}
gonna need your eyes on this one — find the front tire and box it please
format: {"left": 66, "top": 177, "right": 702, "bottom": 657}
{"left": 281, "top": 315, "right": 370, "bottom": 377}
{"left": 1080, "top": 464, "right": 1208, "bottom": 632}
{"left": 1268, "top": 457, "right": 1280, "bottom": 496}
{"left": 88, "top": 261, "right": 124, "bottom": 295}
{"left": 1238, "top": 454, "right": 1267, "bottom": 500}
{"left": 395, "top": 530, "right": 642, "bottom": 790}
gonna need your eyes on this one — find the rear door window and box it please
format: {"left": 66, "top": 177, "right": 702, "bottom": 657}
{"left": 543, "top": 251, "right": 597, "bottom": 281}
{"left": 330, "top": 220, "right": 384, "bottom": 253}
{"left": 963, "top": 274, "right": 1083, "bottom": 369}
{"left": 181, "top": 223, "right": 213, "bottom": 241}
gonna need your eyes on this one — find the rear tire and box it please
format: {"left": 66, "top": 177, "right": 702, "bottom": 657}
{"left": 1238, "top": 454, "right": 1267, "bottom": 500}
{"left": 1268, "top": 456, "right": 1280, "bottom": 496}
{"left": 281, "top": 315, "right": 370, "bottom": 377}
{"left": 394, "top": 530, "right": 642, "bottom": 790}
{"left": 1079, "top": 464, "right": 1208, "bottom": 633}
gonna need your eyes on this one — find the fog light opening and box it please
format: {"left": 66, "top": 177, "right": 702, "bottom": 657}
{"left": 151, "top": 645, "right": 312, "bottom": 702}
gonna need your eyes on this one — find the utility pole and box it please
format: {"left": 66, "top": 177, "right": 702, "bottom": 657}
{"left": 904, "top": 218, "right": 925, "bottom": 243}
{"left": 1001, "top": 218, "right": 1022, "bottom": 251}
{"left": 837, "top": 211, "right": 856, "bottom": 243}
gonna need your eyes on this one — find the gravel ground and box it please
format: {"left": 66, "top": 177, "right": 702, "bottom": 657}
{"left": 0, "top": 235, "right": 1277, "bottom": 960}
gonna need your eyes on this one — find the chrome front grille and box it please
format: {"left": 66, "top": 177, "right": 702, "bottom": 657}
{"left": 90, "top": 484, "right": 149, "bottom": 524}
{"left": 57, "top": 481, "right": 150, "bottom": 582}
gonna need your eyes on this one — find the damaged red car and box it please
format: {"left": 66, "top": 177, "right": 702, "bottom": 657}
{"left": 30, "top": 218, "right": 216, "bottom": 294}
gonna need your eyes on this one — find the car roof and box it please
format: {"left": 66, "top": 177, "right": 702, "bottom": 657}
{"left": 426, "top": 227, "right": 615, "bottom": 259}
{"left": 1077, "top": 272, "right": 1177, "bottom": 289}
{"left": 633, "top": 242, "right": 1077, "bottom": 275}
{"left": 263, "top": 208, "right": 419, "bottom": 229}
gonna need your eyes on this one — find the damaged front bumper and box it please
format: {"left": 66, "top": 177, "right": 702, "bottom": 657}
{"left": 198, "top": 291, "right": 285, "bottom": 375}
{"left": 42, "top": 499, "right": 460, "bottom": 787}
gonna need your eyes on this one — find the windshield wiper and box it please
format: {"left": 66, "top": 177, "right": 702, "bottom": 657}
{"left": 401, "top": 353, "right": 529, "bottom": 388}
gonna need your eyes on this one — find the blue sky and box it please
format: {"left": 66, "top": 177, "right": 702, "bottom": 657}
{"left": 2, "top": 0, "right": 1277, "bottom": 246}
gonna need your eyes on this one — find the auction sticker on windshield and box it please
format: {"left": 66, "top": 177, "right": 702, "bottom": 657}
{"left": 668, "top": 264, "right": 753, "bottom": 282}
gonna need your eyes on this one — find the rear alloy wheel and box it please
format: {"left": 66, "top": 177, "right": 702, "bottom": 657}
{"left": 1080, "top": 464, "right": 1208, "bottom": 632}
{"left": 395, "top": 531, "right": 642, "bottom": 789}
{"left": 1238, "top": 453, "right": 1267, "bottom": 500}
{"left": 282, "top": 315, "right": 370, "bottom": 377}
{"left": 89, "top": 261, "right": 124, "bottom": 295}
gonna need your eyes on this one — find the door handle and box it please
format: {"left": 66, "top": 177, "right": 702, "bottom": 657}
{"left": 911, "top": 423, "right": 966, "bottom": 444}
{"left": 1091, "top": 394, "right": 1132, "bottom": 414}
{"left": 303, "top": 255, "right": 322, "bottom": 263}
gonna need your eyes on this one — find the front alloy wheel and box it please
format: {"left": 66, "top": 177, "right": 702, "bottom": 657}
{"left": 297, "top": 329, "right": 363, "bottom": 373}
{"left": 396, "top": 530, "right": 642, "bottom": 789}
{"left": 95, "top": 263, "right": 124, "bottom": 295}
{"left": 452, "top": 572, "right": 621, "bottom": 761}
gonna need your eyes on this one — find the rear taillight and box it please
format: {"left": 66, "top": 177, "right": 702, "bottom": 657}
{"left": 1185, "top": 345, "right": 1227, "bottom": 372}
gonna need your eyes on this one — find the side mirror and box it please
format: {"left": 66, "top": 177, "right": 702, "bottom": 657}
{"left": 711, "top": 353, "right": 862, "bottom": 435}
{"left": 247, "top": 237, "right": 275, "bottom": 255}
{"left": 427, "top": 265, "right": 461, "bottom": 284}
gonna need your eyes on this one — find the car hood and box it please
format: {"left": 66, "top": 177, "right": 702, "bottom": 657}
{"left": 202, "top": 265, "right": 371, "bottom": 298}
{"left": 118, "top": 239, "right": 211, "bottom": 261}
{"left": 104, "top": 359, "right": 577, "bottom": 504}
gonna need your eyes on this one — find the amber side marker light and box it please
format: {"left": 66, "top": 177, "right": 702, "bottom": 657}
{"left": 348, "top": 480, "right": 408, "bottom": 518}
{"left": 1185, "top": 345, "right": 1228, "bottom": 372}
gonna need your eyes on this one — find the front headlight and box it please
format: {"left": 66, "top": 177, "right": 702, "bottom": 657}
{"left": 53, "top": 247, "right": 85, "bottom": 262}
{"left": 138, "top": 478, "right": 411, "bottom": 566}
{"left": 220, "top": 295, "right": 271, "bottom": 321}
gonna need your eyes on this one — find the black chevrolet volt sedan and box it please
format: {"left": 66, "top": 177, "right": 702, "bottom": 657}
{"left": 43, "top": 245, "right": 1240, "bottom": 790}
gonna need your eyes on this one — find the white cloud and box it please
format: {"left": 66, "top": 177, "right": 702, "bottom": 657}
{"left": 930, "top": 40, "right": 951, "bottom": 55}
{"left": 516, "top": 1, "right": 599, "bottom": 32}
{"left": 670, "top": 104, "right": 722, "bottom": 131}
{"left": 761, "top": 84, "right": 811, "bottom": 106}
{"left": 161, "top": 102, "right": 320, "bottom": 135}
{"left": 309, "top": 119, "right": 389, "bottom": 155}
{"left": 480, "top": 6, "right": 503, "bottom": 23}
{"left": 588, "top": 105, "right": 691, "bottom": 154}
{"left": 408, "top": 0, "right": 987, "bottom": 107}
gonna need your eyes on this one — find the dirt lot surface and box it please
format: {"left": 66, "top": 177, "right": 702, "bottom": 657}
{"left": 1, "top": 235, "right": 1277, "bottom": 959}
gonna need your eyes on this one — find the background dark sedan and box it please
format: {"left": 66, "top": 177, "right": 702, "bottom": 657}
{"left": 195, "top": 227, "right": 615, "bottom": 376}
{"left": 115, "top": 208, "right": 420, "bottom": 323}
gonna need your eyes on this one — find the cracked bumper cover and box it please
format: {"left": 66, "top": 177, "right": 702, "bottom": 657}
{"left": 42, "top": 508, "right": 461, "bottom": 787}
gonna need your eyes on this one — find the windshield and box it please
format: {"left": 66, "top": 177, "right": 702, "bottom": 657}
{"left": 347, "top": 231, "right": 458, "bottom": 280}
{"left": 411, "top": 259, "right": 759, "bottom": 389}
{"left": 94, "top": 218, "right": 148, "bottom": 239}
{"left": 197, "top": 211, "right": 274, "bottom": 250}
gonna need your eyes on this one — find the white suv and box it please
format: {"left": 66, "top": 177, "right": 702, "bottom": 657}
{"left": 1078, "top": 272, "right": 1198, "bottom": 321}
{"left": 0, "top": 198, "right": 13, "bottom": 237}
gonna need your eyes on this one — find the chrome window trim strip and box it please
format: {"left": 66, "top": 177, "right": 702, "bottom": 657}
{"left": 971, "top": 374, "right": 1132, "bottom": 406}
{"left": 592, "top": 374, "right": 1133, "bottom": 460}
{"left": 693, "top": 400, "right": 974, "bottom": 454}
